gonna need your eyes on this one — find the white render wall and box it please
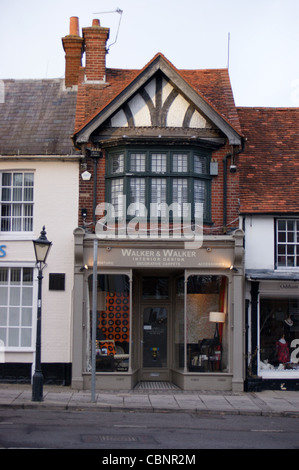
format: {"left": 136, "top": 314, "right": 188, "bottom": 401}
{"left": 243, "top": 215, "right": 275, "bottom": 270}
{"left": 0, "top": 159, "right": 79, "bottom": 364}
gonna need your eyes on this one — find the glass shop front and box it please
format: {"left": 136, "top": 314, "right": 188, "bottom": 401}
{"left": 259, "top": 283, "right": 299, "bottom": 381}
{"left": 85, "top": 269, "right": 230, "bottom": 388}
{"left": 75, "top": 239, "right": 243, "bottom": 391}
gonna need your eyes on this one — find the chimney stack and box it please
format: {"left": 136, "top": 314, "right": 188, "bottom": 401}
{"left": 82, "top": 19, "right": 110, "bottom": 83}
{"left": 62, "top": 17, "right": 84, "bottom": 87}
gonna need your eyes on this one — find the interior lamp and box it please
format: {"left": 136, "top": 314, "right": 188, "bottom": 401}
{"left": 209, "top": 311, "right": 226, "bottom": 340}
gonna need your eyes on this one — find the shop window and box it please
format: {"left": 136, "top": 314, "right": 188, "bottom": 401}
{"left": 87, "top": 274, "right": 130, "bottom": 372}
{"left": 260, "top": 298, "right": 299, "bottom": 376}
{"left": 186, "top": 275, "right": 228, "bottom": 373}
{"left": 0, "top": 267, "right": 34, "bottom": 348}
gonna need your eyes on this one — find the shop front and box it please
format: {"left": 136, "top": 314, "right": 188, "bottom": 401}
{"left": 247, "top": 275, "right": 299, "bottom": 390}
{"left": 72, "top": 228, "right": 245, "bottom": 391}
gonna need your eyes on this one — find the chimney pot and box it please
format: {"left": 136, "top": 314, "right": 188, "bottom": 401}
{"left": 92, "top": 19, "right": 101, "bottom": 27}
{"left": 69, "top": 16, "right": 80, "bottom": 36}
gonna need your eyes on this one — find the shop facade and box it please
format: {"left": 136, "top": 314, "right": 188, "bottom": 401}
{"left": 72, "top": 230, "right": 244, "bottom": 391}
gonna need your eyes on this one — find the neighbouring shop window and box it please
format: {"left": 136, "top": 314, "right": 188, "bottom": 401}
{"left": 260, "top": 298, "right": 299, "bottom": 375}
{"left": 0, "top": 172, "right": 34, "bottom": 232}
{"left": 0, "top": 267, "right": 34, "bottom": 348}
{"left": 87, "top": 274, "right": 130, "bottom": 372}
{"left": 186, "top": 275, "right": 228, "bottom": 373}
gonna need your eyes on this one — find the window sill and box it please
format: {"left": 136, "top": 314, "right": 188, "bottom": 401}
{"left": 0, "top": 233, "right": 34, "bottom": 241}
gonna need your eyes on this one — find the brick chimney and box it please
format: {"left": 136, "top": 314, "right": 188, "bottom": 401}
{"left": 82, "top": 19, "right": 110, "bottom": 83}
{"left": 62, "top": 17, "right": 84, "bottom": 87}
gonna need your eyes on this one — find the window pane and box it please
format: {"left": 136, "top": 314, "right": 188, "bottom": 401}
{"left": 142, "top": 277, "right": 169, "bottom": 299}
{"left": 10, "top": 287, "right": 20, "bottom": 306}
{"left": 194, "top": 155, "right": 207, "bottom": 174}
{"left": 8, "top": 328, "right": 18, "bottom": 347}
{"left": 23, "top": 268, "right": 33, "bottom": 285}
{"left": 0, "top": 328, "right": 6, "bottom": 345}
{"left": 278, "top": 220, "right": 286, "bottom": 231}
{"left": 10, "top": 268, "right": 21, "bottom": 285}
{"left": 0, "top": 268, "right": 8, "bottom": 284}
{"left": 111, "top": 179, "right": 124, "bottom": 217}
{"left": 172, "top": 179, "right": 188, "bottom": 216}
{"left": 129, "top": 178, "right": 146, "bottom": 216}
{"left": 151, "top": 154, "right": 167, "bottom": 173}
{"left": 13, "top": 173, "right": 22, "bottom": 187}
{"left": 8, "top": 307, "right": 19, "bottom": 326}
{"left": 130, "top": 154, "right": 146, "bottom": 172}
{"left": 0, "top": 307, "right": 7, "bottom": 326}
{"left": 0, "top": 287, "right": 8, "bottom": 305}
{"left": 2, "top": 173, "right": 11, "bottom": 187}
{"left": 151, "top": 178, "right": 166, "bottom": 217}
{"left": 187, "top": 276, "right": 227, "bottom": 373}
{"left": 21, "top": 308, "right": 32, "bottom": 327}
{"left": 21, "top": 328, "right": 31, "bottom": 347}
{"left": 172, "top": 154, "right": 188, "bottom": 172}
{"left": 111, "top": 154, "right": 124, "bottom": 174}
{"left": 88, "top": 274, "right": 130, "bottom": 373}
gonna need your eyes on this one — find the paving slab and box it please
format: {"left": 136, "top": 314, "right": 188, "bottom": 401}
{"left": 198, "top": 394, "right": 234, "bottom": 412}
{"left": 149, "top": 394, "right": 178, "bottom": 410}
{"left": 173, "top": 394, "right": 207, "bottom": 411}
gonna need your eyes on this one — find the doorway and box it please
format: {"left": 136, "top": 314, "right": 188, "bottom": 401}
{"left": 139, "top": 276, "right": 171, "bottom": 381}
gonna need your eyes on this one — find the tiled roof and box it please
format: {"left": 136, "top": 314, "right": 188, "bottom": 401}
{"left": 74, "top": 53, "right": 241, "bottom": 136}
{"left": 237, "top": 107, "right": 299, "bottom": 213}
{"left": 0, "top": 79, "right": 77, "bottom": 155}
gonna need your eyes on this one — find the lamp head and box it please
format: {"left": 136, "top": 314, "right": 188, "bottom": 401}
{"left": 33, "top": 226, "right": 52, "bottom": 265}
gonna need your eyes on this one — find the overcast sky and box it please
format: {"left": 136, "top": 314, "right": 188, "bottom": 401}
{"left": 0, "top": 0, "right": 298, "bottom": 107}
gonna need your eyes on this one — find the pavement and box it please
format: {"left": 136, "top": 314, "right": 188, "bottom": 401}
{"left": 0, "top": 384, "right": 299, "bottom": 417}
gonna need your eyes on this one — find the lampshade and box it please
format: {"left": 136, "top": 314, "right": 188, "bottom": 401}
{"left": 33, "top": 226, "right": 52, "bottom": 264}
{"left": 209, "top": 311, "right": 226, "bottom": 323}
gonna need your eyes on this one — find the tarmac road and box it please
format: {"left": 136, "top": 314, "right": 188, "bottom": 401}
{"left": 0, "top": 408, "right": 299, "bottom": 450}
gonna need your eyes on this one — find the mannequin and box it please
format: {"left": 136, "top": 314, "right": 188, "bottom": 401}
{"left": 275, "top": 334, "right": 290, "bottom": 364}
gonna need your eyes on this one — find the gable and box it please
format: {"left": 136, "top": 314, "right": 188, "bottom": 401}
{"left": 109, "top": 74, "right": 212, "bottom": 129}
{"left": 74, "top": 54, "right": 242, "bottom": 147}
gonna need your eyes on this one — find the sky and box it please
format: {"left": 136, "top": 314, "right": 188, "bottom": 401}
{"left": 0, "top": 0, "right": 298, "bottom": 107}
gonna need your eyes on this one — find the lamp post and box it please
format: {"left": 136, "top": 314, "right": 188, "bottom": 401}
{"left": 32, "top": 226, "right": 52, "bottom": 402}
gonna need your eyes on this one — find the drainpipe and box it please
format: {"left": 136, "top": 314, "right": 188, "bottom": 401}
{"left": 87, "top": 149, "right": 103, "bottom": 227}
{"left": 222, "top": 139, "right": 245, "bottom": 234}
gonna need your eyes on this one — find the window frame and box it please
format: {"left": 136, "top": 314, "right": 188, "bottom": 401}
{"left": 0, "top": 171, "right": 34, "bottom": 234}
{"left": 0, "top": 265, "right": 36, "bottom": 351}
{"left": 105, "top": 147, "right": 211, "bottom": 222}
{"left": 275, "top": 218, "right": 299, "bottom": 269}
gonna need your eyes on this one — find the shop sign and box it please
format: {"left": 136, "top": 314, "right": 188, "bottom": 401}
{"left": 84, "top": 246, "right": 234, "bottom": 269}
{"left": 0, "top": 245, "right": 6, "bottom": 258}
{"left": 260, "top": 281, "right": 299, "bottom": 293}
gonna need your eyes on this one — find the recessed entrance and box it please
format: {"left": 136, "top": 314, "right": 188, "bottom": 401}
{"left": 139, "top": 275, "right": 171, "bottom": 381}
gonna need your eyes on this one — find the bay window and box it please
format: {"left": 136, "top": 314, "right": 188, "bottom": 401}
{"left": 106, "top": 148, "right": 211, "bottom": 222}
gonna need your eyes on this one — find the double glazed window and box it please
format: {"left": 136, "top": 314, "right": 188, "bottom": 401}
{"left": 0, "top": 172, "right": 34, "bottom": 232}
{"left": 276, "top": 219, "right": 299, "bottom": 268}
{"left": 106, "top": 149, "right": 211, "bottom": 221}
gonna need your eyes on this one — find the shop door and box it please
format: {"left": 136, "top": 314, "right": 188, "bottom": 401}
{"left": 141, "top": 305, "right": 169, "bottom": 380}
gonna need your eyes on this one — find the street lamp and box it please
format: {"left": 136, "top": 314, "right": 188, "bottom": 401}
{"left": 32, "top": 226, "right": 52, "bottom": 402}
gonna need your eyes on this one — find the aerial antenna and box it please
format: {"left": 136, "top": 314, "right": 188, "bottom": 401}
{"left": 93, "top": 7, "right": 123, "bottom": 52}
{"left": 227, "top": 32, "right": 230, "bottom": 70}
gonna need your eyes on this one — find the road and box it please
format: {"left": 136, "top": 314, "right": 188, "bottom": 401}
{"left": 0, "top": 408, "right": 298, "bottom": 451}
